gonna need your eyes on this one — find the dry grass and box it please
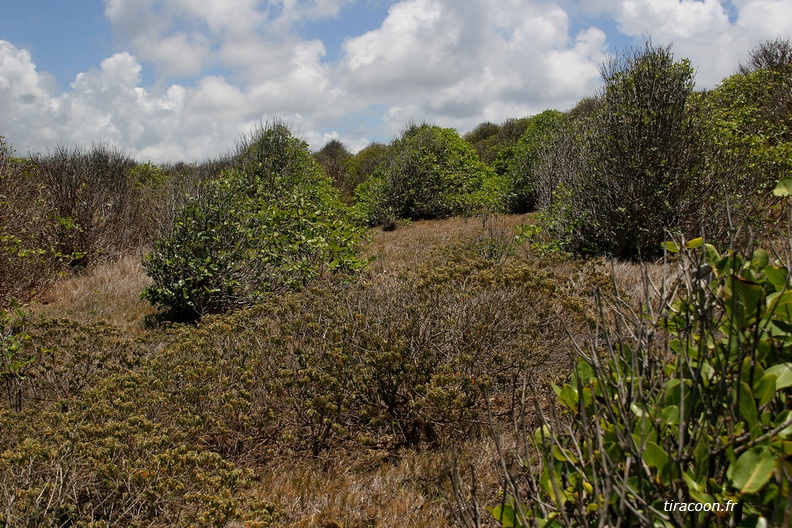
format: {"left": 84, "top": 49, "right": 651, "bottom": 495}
{"left": 247, "top": 437, "right": 509, "bottom": 528}
{"left": 13, "top": 212, "right": 619, "bottom": 527}
{"left": 365, "top": 214, "right": 532, "bottom": 273}
{"left": 33, "top": 254, "right": 155, "bottom": 334}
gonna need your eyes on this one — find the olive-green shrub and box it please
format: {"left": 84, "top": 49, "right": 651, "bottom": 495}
{"left": 701, "top": 39, "right": 792, "bottom": 230}
{"left": 545, "top": 42, "right": 709, "bottom": 259}
{"left": 355, "top": 123, "right": 502, "bottom": 226}
{"left": 504, "top": 110, "right": 568, "bottom": 213}
{"left": 490, "top": 234, "right": 792, "bottom": 527}
{"left": 142, "top": 123, "right": 368, "bottom": 321}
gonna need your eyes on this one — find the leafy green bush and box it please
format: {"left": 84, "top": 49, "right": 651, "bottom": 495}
{"left": 701, "top": 39, "right": 792, "bottom": 229}
{"left": 142, "top": 122, "right": 368, "bottom": 321}
{"left": 314, "top": 138, "right": 355, "bottom": 202}
{"left": 489, "top": 235, "right": 792, "bottom": 527}
{"left": 546, "top": 42, "right": 709, "bottom": 259}
{"left": 504, "top": 110, "right": 568, "bottom": 213}
{"left": 355, "top": 123, "right": 502, "bottom": 226}
{"left": 464, "top": 118, "right": 532, "bottom": 170}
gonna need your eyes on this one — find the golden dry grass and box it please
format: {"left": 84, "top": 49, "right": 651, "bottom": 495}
{"left": 244, "top": 437, "right": 509, "bottom": 528}
{"left": 32, "top": 254, "right": 156, "bottom": 334}
{"left": 365, "top": 214, "right": 533, "bottom": 274}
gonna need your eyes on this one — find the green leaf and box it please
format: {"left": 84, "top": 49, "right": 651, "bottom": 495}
{"left": 764, "top": 266, "right": 789, "bottom": 291}
{"left": 773, "top": 177, "right": 792, "bottom": 197}
{"left": 662, "top": 241, "right": 680, "bottom": 253}
{"left": 730, "top": 276, "right": 765, "bottom": 328}
{"left": 754, "top": 373, "right": 777, "bottom": 406}
{"left": 661, "top": 405, "right": 680, "bottom": 426}
{"left": 642, "top": 441, "right": 670, "bottom": 472}
{"left": 490, "top": 504, "right": 516, "bottom": 527}
{"left": 768, "top": 291, "right": 792, "bottom": 323}
{"left": 738, "top": 381, "right": 758, "bottom": 428}
{"left": 686, "top": 237, "right": 703, "bottom": 249}
{"left": 750, "top": 249, "right": 770, "bottom": 274}
{"left": 765, "top": 363, "right": 792, "bottom": 390}
{"left": 730, "top": 446, "right": 776, "bottom": 494}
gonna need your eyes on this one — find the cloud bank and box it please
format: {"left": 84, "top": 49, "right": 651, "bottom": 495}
{"left": 1, "top": 0, "right": 790, "bottom": 162}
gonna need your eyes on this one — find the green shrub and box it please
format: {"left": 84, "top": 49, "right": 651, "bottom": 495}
{"left": 701, "top": 39, "right": 792, "bottom": 230}
{"left": 489, "top": 236, "right": 792, "bottom": 527}
{"left": 546, "top": 42, "right": 709, "bottom": 259}
{"left": 0, "top": 373, "right": 261, "bottom": 527}
{"left": 142, "top": 122, "right": 368, "bottom": 322}
{"left": 314, "top": 138, "right": 355, "bottom": 202}
{"left": 464, "top": 118, "right": 532, "bottom": 170}
{"left": 504, "top": 110, "right": 568, "bottom": 213}
{"left": 355, "top": 123, "right": 502, "bottom": 226}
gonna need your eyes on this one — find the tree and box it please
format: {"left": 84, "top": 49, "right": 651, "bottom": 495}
{"left": 504, "top": 110, "right": 568, "bottom": 213}
{"left": 705, "top": 38, "right": 792, "bottom": 220}
{"left": 355, "top": 123, "right": 501, "bottom": 226}
{"left": 314, "top": 139, "right": 354, "bottom": 202}
{"left": 549, "top": 42, "right": 707, "bottom": 259}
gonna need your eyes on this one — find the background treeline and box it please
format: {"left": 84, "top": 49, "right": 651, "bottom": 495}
{"left": 1, "top": 39, "right": 791, "bottom": 527}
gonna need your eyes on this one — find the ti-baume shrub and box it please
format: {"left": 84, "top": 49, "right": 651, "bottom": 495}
{"left": 142, "top": 122, "right": 368, "bottom": 322}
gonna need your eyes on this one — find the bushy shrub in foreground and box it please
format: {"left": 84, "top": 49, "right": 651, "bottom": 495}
{"left": 355, "top": 123, "right": 502, "bottom": 226}
{"left": 489, "top": 233, "right": 792, "bottom": 526}
{"left": 142, "top": 123, "right": 368, "bottom": 321}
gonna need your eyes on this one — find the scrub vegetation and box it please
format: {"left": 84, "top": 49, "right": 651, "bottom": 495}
{"left": 1, "top": 39, "right": 791, "bottom": 527}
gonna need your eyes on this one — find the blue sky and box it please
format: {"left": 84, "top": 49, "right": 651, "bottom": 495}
{"left": 1, "top": 0, "right": 790, "bottom": 162}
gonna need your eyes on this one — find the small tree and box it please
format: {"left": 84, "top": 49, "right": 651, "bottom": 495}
{"left": 315, "top": 139, "right": 354, "bottom": 202}
{"left": 142, "top": 122, "right": 368, "bottom": 322}
{"left": 548, "top": 42, "right": 707, "bottom": 259}
{"left": 504, "top": 110, "right": 568, "bottom": 213}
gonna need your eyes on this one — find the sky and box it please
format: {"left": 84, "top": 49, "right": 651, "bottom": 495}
{"left": 1, "top": 0, "right": 790, "bottom": 163}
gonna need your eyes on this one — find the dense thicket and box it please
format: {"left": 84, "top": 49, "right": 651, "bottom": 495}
{"left": 540, "top": 43, "right": 710, "bottom": 258}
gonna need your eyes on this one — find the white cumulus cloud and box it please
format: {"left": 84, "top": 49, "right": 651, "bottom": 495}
{"left": 0, "top": 0, "right": 789, "bottom": 161}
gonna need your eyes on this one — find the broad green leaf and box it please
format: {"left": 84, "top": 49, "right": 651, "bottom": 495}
{"left": 704, "top": 244, "right": 721, "bottom": 267}
{"left": 769, "top": 291, "right": 792, "bottom": 323}
{"left": 773, "top": 177, "right": 792, "bottom": 197}
{"left": 764, "top": 265, "right": 788, "bottom": 292}
{"left": 738, "top": 381, "right": 758, "bottom": 428}
{"left": 751, "top": 249, "right": 770, "bottom": 274}
{"left": 754, "top": 373, "right": 777, "bottom": 406}
{"left": 643, "top": 441, "right": 670, "bottom": 471}
{"left": 558, "top": 385, "right": 579, "bottom": 410}
{"left": 730, "top": 276, "right": 766, "bottom": 328}
{"left": 686, "top": 237, "right": 703, "bottom": 249}
{"left": 765, "top": 363, "right": 792, "bottom": 390}
{"left": 662, "top": 405, "right": 680, "bottom": 425}
{"left": 662, "top": 241, "right": 679, "bottom": 253}
{"left": 490, "top": 504, "right": 516, "bottom": 527}
{"left": 730, "top": 446, "right": 776, "bottom": 494}
{"left": 553, "top": 445, "right": 578, "bottom": 464}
